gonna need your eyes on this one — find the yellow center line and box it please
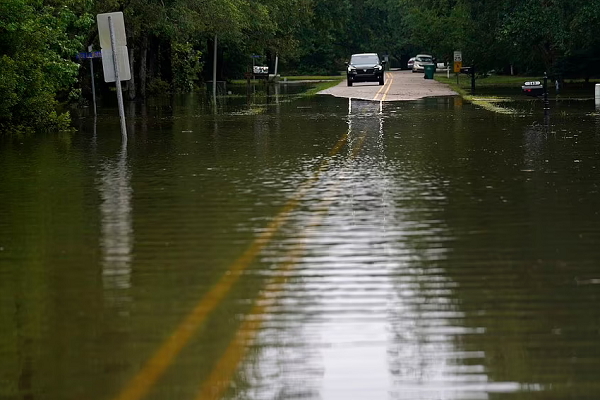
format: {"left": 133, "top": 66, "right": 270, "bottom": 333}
{"left": 373, "top": 80, "right": 387, "bottom": 101}
{"left": 372, "top": 72, "right": 392, "bottom": 102}
{"left": 195, "top": 130, "right": 370, "bottom": 400}
{"left": 110, "top": 132, "right": 350, "bottom": 400}
{"left": 195, "top": 222, "right": 322, "bottom": 400}
{"left": 380, "top": 72, "right": 394, "bottom": 102}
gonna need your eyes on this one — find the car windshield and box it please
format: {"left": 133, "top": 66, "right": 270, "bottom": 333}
{"left": 416, "top": 56, "right": 433, "bottom": 63}
{"left": 351, "top": 54, "right": 379, "bottom": 65}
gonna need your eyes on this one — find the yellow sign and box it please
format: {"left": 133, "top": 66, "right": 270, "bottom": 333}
{"left": 454, "top": 61, "right": 462, "bottom": 73}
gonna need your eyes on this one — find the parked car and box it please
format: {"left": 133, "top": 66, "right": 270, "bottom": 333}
{"left": 346, "top": 53, "right": 385, "bottom": 86}
{"left": 407, "top": 57, "right": 415, "bottom": 70}
{"left": 412, "top": 54, "right": 434, "bottom": 73}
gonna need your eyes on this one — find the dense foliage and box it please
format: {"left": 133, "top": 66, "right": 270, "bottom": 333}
{"left": 0, "top": 0, "right": 93, "bottom": 133}
{"left": 1, "top": 0, "right": 600, "bottom": 132}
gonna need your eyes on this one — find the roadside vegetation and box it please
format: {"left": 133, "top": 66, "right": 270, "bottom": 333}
{"left": 2, "top": 0, "right": 600, "bottom": 132}
{"left": 230, "top": 75, "right": 344, "bottom": 84}
{"left": 436, "top": 73, "right": 600, "bottom": 115}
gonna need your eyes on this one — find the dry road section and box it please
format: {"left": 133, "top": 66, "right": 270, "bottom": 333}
{"left": 319, "top": 70, "right": 457, "bottom": 101}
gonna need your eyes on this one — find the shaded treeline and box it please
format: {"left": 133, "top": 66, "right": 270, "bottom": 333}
{"left": 2, "top": 0, "right": 600, "bottom": 132}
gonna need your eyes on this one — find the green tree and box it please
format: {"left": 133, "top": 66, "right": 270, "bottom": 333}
{"left": 0, "top": 0, "right": 93, "bottom": 133}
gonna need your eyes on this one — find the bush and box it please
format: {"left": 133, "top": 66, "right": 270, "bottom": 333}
{"left": 147, "top": 78, "right": 171, "bottom": 95}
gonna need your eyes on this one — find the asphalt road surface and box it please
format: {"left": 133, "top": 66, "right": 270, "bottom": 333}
{"left": 319, "top": 70, "right": 457, "bottom": 101}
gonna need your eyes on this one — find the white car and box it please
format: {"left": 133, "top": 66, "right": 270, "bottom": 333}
{"left": 412, "top": 54, "right": 434, "bottom": 73}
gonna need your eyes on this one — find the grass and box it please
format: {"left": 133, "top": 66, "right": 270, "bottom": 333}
{"left": 281, "top": 74, "right": 344, "bottom": 81}
{"left": 229, "top": 74, "right": 344, "bottom": 84}
{"left": 434, "top": 74, "right": 529, "bottom": 115}
{"left": 436, "top": 74, "right": 600, "bottom": 93}
{"left": 435, "top": 74, "right": 540, "bottom": 91}
{"left": 303, "top": 79, "right": 343, "bottom": 96}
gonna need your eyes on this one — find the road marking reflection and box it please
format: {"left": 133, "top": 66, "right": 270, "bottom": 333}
{"left": 196, "top": 126, "right": 370, "bottom": 400}
{"left": 110, "top": 132, "right": 351, "bottom": 400}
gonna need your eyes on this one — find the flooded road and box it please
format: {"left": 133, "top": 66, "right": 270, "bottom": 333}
{"left": 1, "top": 86, "right": 600, "bottom": 400}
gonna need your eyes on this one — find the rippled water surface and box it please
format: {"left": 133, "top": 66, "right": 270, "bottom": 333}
{"left": 1, "top": 87, "right": 600, "bottom": 400}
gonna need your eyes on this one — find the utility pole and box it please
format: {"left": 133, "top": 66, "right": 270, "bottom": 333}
{"left": 213, "top": 34, "right": 218, "bottom": 101}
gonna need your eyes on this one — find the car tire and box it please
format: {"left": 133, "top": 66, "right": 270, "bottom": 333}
{"left": 347, "top": 78, "right": 353, "bottom": 87}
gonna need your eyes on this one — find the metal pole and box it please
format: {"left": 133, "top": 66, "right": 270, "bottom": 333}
{"left": 274, "top": 53, "right": 279, "bottom": 77}
{"left": 471, "top": 64, "right": 475, "bottom": 95}
{"left": 88, "top": 45, "right": 97, "bottom": 116}
{"left": 213, "top": 34, "right": 217, "bottom": 100}
{"left": 109, "top": 16, "right": 127, "bottom": 141}
{"left": 543, "top": 72, "right": 549, "bottom": 117}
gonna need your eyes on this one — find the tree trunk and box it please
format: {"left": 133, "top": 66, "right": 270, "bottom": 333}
{"left": 139, "top": 36, "right": 148, "bottom": 98}
{"left": 127, "top": 45, "right": 136, "bottom": 100}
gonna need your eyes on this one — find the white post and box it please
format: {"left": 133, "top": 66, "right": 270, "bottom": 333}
{"left": 274, "top": 53, "right": 279, "bottom": 76}
{"left": 88, "top": 45, "right": 97, "bottom": 116}
{"left": 447, "top": 65, "right": 449, "bottom": 79}
{"left": 213, "top": 34, "right": 218, "bottom": 100}
{"left": 108, "top": 16, "right": 127, "bottom": 141}
{"left": 596, "top": 84, "right": 600, "bottom": 110}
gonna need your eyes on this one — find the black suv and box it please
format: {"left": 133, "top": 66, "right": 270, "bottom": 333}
{"left": 346, "top": 53, "right": 385, "bottom": 86}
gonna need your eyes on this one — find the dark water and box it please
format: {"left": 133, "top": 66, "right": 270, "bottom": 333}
{"left": 1, "top": 85, "right": 600, "bottom": 400}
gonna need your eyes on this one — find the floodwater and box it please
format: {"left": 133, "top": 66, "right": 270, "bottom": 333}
{"left": 1, "top": 83, "right": 600, "bottom": 400}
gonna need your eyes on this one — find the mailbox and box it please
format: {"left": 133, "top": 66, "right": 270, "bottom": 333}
{"left": 522, "top": 81, "right": 544, "bottom": 97}
{"left": 253, "top": 66, "right": 269, "bottom": 78}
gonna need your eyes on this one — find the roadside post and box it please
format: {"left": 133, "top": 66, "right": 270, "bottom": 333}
{"left": 543, "top": 72, "right": 550, "bottom": 117}
{"left": 251, "top": 54, "right": 261, "bottom": 80}
{"left": 88, "top": 45, "right": 97, "bottom": 116}
{"left": 595, "top": 84, "right": 600, "bottom": 109}
{"left": 454, "top": 51, "right": 462, "bottom": 85}
{"left": 522, "top": 74, "right": 550, "bottom": 124}
{"left": 97, "top": 12, "right": 131, "bottom": 141}
{"left": 76, "top": 48, "right": 102, "bottom": 116}
{"left": 543, "top": 72, "right": 550, "bottom": 127}
{"left": 471, "top": 64, "right": 475, "bottom": 95}
{"left": 213, "top": 34, "right": 218, "bottom": 102}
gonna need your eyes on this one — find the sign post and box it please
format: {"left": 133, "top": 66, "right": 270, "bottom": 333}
{"left": 109, "top": 15, "right": 126, "bottom": 140}
{"left": 454, "top": 51, "right": 462, "bottom": 85}
{"left": 212, "top": 34, "right": 217, "bottom": 101}
{"left": 97, "top": 12, "right": 130, "bottom": 141}
{"left": 88, "top": 45, "right": 97, "bottom": 116}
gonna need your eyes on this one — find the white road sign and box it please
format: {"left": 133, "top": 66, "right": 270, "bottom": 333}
{"left": 454, "top": 51, "right": 462, "bottom": 62}
{"left": 101, "top": 46, "right": 131, "bottom": 82}
{"left": 97, "top": 12, "right": 131, "bottom": 82}
{"left": 97, "top": 11, "right": 129, "bottom": 138}
{"left": 97, "top": 12, "right": 127, "bottom": 49}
